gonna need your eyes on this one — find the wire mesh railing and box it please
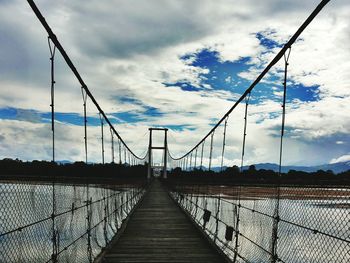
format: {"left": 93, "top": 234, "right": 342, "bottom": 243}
{"left": 169, "top": 183, "right": 350, "bottom": 263}
{"left": 0, "top": 181, "right": 147, "bottom": 263}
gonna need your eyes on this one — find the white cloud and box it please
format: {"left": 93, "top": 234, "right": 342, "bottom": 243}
{"left": 0, "top": 0, "right": 349, "bottom": 166}
{"left": 330, "top": 154, "right": 350, "bottom": 164}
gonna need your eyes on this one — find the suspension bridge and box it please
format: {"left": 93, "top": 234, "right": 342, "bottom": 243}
{"left": 1, "top": 0, "right": 349, "bottom": 262}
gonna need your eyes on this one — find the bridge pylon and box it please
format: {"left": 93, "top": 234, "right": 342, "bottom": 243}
{"left": 147, "top": 128, "right": 168, "bottom": 179}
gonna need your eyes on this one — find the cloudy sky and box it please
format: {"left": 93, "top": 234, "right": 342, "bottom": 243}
{"left": 0, "top": 0, "right": 349, "bottom": 167}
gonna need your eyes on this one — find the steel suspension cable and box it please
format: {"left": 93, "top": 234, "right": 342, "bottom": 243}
{"left": 271, "top": 47, "right": 292, "bottom": 263}
{"left": 81, "top": 88, "right": 88, "bottom": 163}
{"left": 208, "top": 131, "right": 215, "bottom": 171}
{"left": 99, "top": 113, "right": 105, "bottom": 164}
{"left": 194, "top": 147, "right": 198, "bottom": 170}
{"left": 200, "top": 141, "right": 205, "bottom": 170}
{"left": 220, "top": 116, "right": 229, "bottom": 172}
{"left": 48, "top": 37, "right": 58, "bottom": 263}
{"left": 110, "top": 127, "right": 115, "bottom": 163}
{"left": 278, "top": 48, "right": 291, "bottom": 176}
{"left": 240, "top": 93, "right": 251, "bottom": 171}
{"left": 48, "top": 37, "right": 56, "bottom": 163}
{"left": 124, "top": 146, "right": 127, "bottom": 164}
{"left": 189, "top": 152, "right": 193, "bottom": 171}
{"left": 118, "top": 139, "right": 122, "bottom": 164}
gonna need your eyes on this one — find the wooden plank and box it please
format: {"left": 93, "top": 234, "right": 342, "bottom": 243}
{"left": 100, "top": 179, "right": 226, "bottom": 263}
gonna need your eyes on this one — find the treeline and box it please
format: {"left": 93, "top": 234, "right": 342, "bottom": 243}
{"left": 0, "top": 158, "right": 147, "bottom": 184}
{"left": 167, "top": 165, "right": 350, "bottom": 186}
{"left": 1, "top": 159, "right": 349, "bottom": 186}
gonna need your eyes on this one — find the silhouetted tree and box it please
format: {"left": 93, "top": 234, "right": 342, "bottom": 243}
{"left": 248, "top": 165, "right": 256, "bottom": 172}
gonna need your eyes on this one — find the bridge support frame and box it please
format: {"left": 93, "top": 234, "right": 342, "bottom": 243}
{"left": 147, "top": 128, "right": 168, "bottom": 179}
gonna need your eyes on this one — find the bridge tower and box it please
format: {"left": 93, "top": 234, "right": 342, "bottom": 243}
{"left": 147, "top": 128, "right": 168, "bottom": 179}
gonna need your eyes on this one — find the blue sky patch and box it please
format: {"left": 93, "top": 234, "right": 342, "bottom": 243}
{"left": 163, "top": 81, "right": 200, "bottom": 92}
{"left": 118, "top": 96, "right": 143, "bottom": 106}
{"left": 143, "top": 106, "right": 163, "bottom": 117}
{"left": 0, "top": 107, "right": 102, "bottom": 126}
{"left": 0, "top": 107, "right": 17, "bottom": 120}
{"left": 111, "top": 111, "right": 141, "bottom": 123}
{"left": 171, "top": 32, "right": 320, "bottom": 105}
{"left": 286, "top": 83, "right": 319, "bottom": 102}
{"left": 256, "top": 31, "right": 283, "bottom": 49}
{"left": 156, "top": 124, "right": 195, "bottom": 131}
{"left": 181, "top": 49, "right": 251, "bottom": 96}
{"left": 112, "top": 106, "right": 163, "bottom": 123}
{"left": 116, "top": 96, "right": 165, "bottom": 121}
{"left": 41, "top": 112, "right": 101, "bottom": 126}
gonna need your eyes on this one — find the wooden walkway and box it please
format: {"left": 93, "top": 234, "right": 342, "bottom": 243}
{"left": 100, "top": 179, "right": 225, "bottom": 263}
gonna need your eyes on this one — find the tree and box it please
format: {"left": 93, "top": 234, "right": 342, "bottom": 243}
{"left": 248, "top": 165, "right": 256, "bottom": 172}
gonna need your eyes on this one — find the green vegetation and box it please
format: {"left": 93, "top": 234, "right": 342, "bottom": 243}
{"left": 1, "top": 159, "right": 349, "bottom": 186}
{"left": 168, "top": 165, "right": 350, "bottom": 186}
{"left": 0, "top": 158, "right": 147, "bottom": 184}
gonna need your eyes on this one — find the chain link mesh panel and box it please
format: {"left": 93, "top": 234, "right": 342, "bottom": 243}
{"left": 170, "top": 184, "right": 350, "bottom": 263}
{"left": 0, "top": 181, "right": 146, "bottom": 263}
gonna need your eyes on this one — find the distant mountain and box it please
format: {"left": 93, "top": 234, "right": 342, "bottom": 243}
{"left": 241, "top": 162, "right": 350, "bottom": 174}
{"left": 208, "top": 161, "right": 350, "bottom": 174}
{"left": 56, "top": 160, "right": 72, "bottom": 165}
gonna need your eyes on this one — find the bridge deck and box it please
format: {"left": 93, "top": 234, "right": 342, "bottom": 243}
{"left": 101, "top": 179, "right": 225, "bottom": 263}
